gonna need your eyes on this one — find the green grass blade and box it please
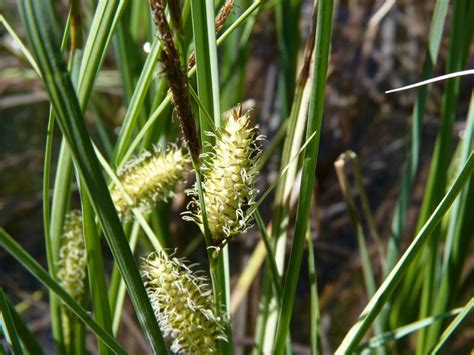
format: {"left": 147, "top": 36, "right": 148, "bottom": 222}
{"left": 349, "top": 153, "right": 384, "bottom": 262}
{"left": 246, "top": 131, "right": 317, "bottom": 220}
{"left": 254, "top": 210, "right": 282, "bottom": 299}
{"left": 18, "top": 1, "right": 167, "bottom": 352}
{"left": 306, "top": 222, "right": 320, "bottom": 355}
{"left": 76, "top": 0, "right": 126, "bottom": 107}
{"left": 90, "top": 101, "right": 114, "bottom": 157}
{"left": 334, "top": 154, "right": 385, "bottom": 351}
{"left": 334, "top": 155, "right": 378, "bottom": 298}
{"left": 119, "top": 94, "right": 172, "bottom": 169}
{"left": 273, "top": 0, "right": 334, "bottom": 350}
{"left": 415, "top": 1, "right": 472, "bottom": 351}
{"left": 44, "top": 24, "right": 78, "bottom": 355}
{"left": 5, "top": 296, "right": 44, "bottom": 355}
{"left": 427, "top": 92, "right": 474, "bottom": 347}
{"left": 80, "top": 197, "right": 113, "bottom": 355}
{"left": 220, "top": 1, "right": 244, "bottom": 110}
{"left": 430, "top": 298, "right": 474, "bottom": 354}
{"left": 356, "top": 307, "right": 463, "bottom": 353}
{"left": 275, "top": 0, "right": 303, "bottom": 120}
{"left": 190, "top": 2, "right": 232, "bottom": 353}
{"left": 0, "top": 229, "right": 126, "bottom": 354}
{"left": 0, "top": 14, "right": 41, "bottom": 76}
{"left": 46, "top": 3, "right": 126, "bottom": 351}
{"left": 111, "top": 222, "right": 141, "bottom": 334}
{"left": 113, "top": 3, "right": 139, "bottom": 103}
{"left": 0, "top": 289, "right": 23, "bottom": 354}
{"left": 190, "top": 1, "right": 221, "bottom": 131}
{"left": 385, "top": 0, "right": 449, "bottom": 277}
{"left": 113, "top": 37, "right": 162, "bottom": 163}
{"left": 335, "top": 152, "right": 474, "bottom": 354}
{"left": 259, "top": 3, "right": 317, "bottom": 347}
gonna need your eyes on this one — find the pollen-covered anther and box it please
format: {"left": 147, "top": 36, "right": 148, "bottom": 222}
{"left": 111, "top": 146, "right": 190, "bottom": 222}
{"left": 185, "top": 108, "right": 262, "bottom": 245}
{"left": 142, "top": 251, "right": 226, "bottom": 354}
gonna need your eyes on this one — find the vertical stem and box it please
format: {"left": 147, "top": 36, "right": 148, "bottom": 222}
{"left": 416, "top": 1, "right": 469, "bottom": 352}
{"left": 190, "top": 1, "right": 231, "bottom": 353}
{"left": 306, "top": 222, "right": 320, "bottom": 355}
{"left": 273, "top": 0, "right": 334, "bottom": 351}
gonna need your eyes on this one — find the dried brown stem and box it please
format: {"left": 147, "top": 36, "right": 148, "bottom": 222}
{"left": 150, "top": 0, "right": 200, "bottom": 162}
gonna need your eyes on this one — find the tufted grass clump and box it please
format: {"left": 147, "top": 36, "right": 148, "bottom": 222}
{"left": 3, "top": 1, "right": 472, "bottom": 354}
{"left": 142, "top": 251, "right": 227, "bottom": 354}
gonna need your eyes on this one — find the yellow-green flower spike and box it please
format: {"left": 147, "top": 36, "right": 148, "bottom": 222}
{"left": 111, "top": 146, "right": 190, "bottom": 222}
{"left": 57, "top": 210, "right": 86, "bottom": 301}
{"left": 142, "top": 251, "right": 226, "bottom": 354}
{"left": 185, "top": 108, "right": 262, "bottom": 245}
{"left": 56, "top": 210, "right": 86, "bottom": 351}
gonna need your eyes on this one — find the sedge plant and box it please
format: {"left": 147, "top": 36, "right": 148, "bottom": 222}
{"left": 0, "top": 1, "right": 473, "bottom": 354}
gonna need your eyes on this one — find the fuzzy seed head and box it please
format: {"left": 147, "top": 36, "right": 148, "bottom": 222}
{"left": 186, "top": 108, "right": 262, "bottom": 244}
{"left": 111, "top": 146, "right": 190, "bottom": 222}
{"left": 142, "top": 251, "right": 226, "bottom": 354}
{"left": 57, "top": 210, "right": 86, "bottom": 301}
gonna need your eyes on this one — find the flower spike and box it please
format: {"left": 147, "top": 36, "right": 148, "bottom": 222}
{"left": 185, "top": 107, "right": 262, "bottom": 245}
{"left": 57, "top": 210, "right": 86, "bottom": 300}
{"left": 142, "top": 251, "right": 226, "bottom": 354}
{"left": 111, "top": 146, "right": 190, "bottom": 222}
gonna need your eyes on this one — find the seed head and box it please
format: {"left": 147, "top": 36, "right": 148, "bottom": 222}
{"left": 57, "top": 210, "right": 86, "bottom": 301}
{"left": 111, "top": 146, "right": 190, "bottom": 222}
{"left": 185, "top": 108, "right": 262, "bottom": 245}
{"left": 150, "top": 0, "right": 201, "bottom": 161}
{"left": 142, "top": 251, "right": 226, "bottom": 354}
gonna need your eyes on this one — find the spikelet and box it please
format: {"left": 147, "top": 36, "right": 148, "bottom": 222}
{"left": 56, "top": 210, "right": 86, "bottom": 350}
{"left": 185, "top": 108, "right": 262, "bottom": 245}
{"left": 142, "top": 251, "right": 226, "bottom": 354}
{"left": 111, "top": 146, "right": 190, "bottom": 222}
{"left": 57, "top": 210, "right": 87, "bottom": 301}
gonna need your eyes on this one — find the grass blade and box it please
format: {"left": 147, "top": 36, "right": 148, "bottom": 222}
{"left": 430, "top": 298, "right": 474, "bottom": 354}
{"left": 306, "top": 220, "right": 321, "bottom": 355}
{"left": 335, "top": 152, "right": 474, "bottom": 353}
{"left": 0, "top": 229, "right": 126, "bottom": 354}
{"left": 414, "top": 1, "right": 471, "bottom": 351}
{"left": 18, "top": 1, "right": 167, "bottom": 352}
{"left": 2, "top": 295, "right": 44, "bottom": 355}
{"left": 113, "top": 37, "right": 161, "bottom": 163}
{"left": 426, "top": 92, "right": 474, "bottom": 346}
{"left": 334, "top": 153, "right": 384, "bottom": 351}
{"left": 0, "top": 289, "right": 22, "bottom": 354}
{"left": 46, "top": 3, "right": 127, "bottom": 351}
{"left": 254, "top": 210, "right": 282, "bottom": 299}
{"left": 190, "top": 2, "right": 231, "bottom": 353}
{"left": 273, "top": 0, "right": 334, "bottom": 350}
{"left": 80, "top": 197, "right": 113, "bottom": 355}
{"left": 190, "top": 1, "right": 221, "bottom": 131}
{"left": 275, "top": 0, "right": 303, "bottom": 120}
{"left": 356, "top": 307, "right": 463, "bottom": 353}
{"left": 258, "top": 3, "right": 317, "bottom": 348}
{"left": 385, "top": 0, "right": 449, "bottom": 278}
